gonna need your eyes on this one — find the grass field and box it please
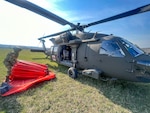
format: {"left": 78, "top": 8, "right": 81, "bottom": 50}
{"left": 0, "top": 49, "right": 150, "bottom": 113}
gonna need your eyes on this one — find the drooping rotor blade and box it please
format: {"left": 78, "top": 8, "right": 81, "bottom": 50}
{"left": 5, "top": 0, "right": 75, "bottom": 27}
{"left": 83, "top": 4, "right": 150, "bottom": 28}
{"left": 38, "top": 28, "right": 75, "bottom": 40}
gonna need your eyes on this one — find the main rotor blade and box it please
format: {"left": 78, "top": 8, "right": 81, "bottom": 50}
{"left": 84, "top": 4, "right": 150, "bottom": 28}
{"left": 5, "top": 0, "right": 75, "bottom": 27}
{"left": 38, "top": 28, "right": 75, "bottom": 40}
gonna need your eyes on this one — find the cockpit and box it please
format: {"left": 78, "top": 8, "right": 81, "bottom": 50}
{"left": 99, "top": 40, "right": 125, "bottom": 57}
{"left": 99, "top": 38, "right": 144, "bottom": 57}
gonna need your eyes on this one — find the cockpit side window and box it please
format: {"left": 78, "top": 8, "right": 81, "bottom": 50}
{"left": 99, "top": 40, "right": 125, "bottom": 57}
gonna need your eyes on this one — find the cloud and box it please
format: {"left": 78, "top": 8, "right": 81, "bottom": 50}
{"left": 0, "top": 0, "right": 65, "bottom": 47}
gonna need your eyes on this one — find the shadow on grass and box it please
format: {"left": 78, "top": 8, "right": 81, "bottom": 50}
{"left": 76, "top": 75, "right": 150, "bottom": 113}
{"left": 0, "top": 95, "right": 22, "bottom": 113}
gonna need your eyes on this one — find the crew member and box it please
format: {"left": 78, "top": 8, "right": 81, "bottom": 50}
{"left": 63, "top": 46, "right": 71, "bottom": 60}
{"left": 3, "top": 47, "right": 22, "bottom": 82}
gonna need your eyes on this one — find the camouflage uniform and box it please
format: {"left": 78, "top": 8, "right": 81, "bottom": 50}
{"left": 3, "top": 48, "right": 21, "bottom": 82}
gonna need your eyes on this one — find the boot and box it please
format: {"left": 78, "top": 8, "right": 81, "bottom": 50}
{"left": 0, "top": 82, "right": 11, "bottom": 94}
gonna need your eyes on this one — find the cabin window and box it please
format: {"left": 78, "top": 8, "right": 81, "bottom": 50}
{"left": 50, "top": 47, "right": 53, "bottom": 54}
{"left": 53, "top": 46, "right": 58, "bottom": 54}
{"left": 100, "top": 40, "right": 125, "bottom": 57}
{"left": 50, "top": 46, "right": 58, "bottom": 55}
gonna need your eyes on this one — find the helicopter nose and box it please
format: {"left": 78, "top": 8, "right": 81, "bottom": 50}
{"left": 135, "top": 60, "right": 150, "bottom": 82}
{"left": 136, "top": 60, "right": 150, "bottom": 71}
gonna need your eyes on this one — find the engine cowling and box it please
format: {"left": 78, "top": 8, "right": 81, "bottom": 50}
{"left": 54, "top": 32, "right": 74, "bottom": 44}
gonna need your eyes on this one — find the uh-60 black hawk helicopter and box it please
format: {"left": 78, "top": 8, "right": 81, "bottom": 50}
{"left": 6, "top": 0, "right": 150, "bottom": 83}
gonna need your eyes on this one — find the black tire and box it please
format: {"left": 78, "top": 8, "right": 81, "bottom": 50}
{"left": 68, "top": 67, "right": 78, "bottom": 79}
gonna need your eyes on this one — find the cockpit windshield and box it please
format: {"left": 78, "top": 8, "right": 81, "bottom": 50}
{"left": 99, "top": 40, "right": 125, "bottom": 57}
{"left": 120, "top": 39, "right": 144, "bottom": 57}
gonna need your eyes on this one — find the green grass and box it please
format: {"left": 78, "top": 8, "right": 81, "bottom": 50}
{"left": 0, "top": 48, "right": 150, "bottom": 113}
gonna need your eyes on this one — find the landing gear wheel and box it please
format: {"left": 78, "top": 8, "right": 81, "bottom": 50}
{"left": 68, "top": 67, "right": 78, "bottom": 79}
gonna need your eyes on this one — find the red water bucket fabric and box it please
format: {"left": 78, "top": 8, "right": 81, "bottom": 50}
{"left": 2, "top": 60, "right": 56, "bottom": 96}
{"left": 10, "top": 60, "right": 49, "bottom": 80}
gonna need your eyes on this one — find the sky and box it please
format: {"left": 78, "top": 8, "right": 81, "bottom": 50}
{"left": 0, "top": 0, "right": 150, "bottom": 48}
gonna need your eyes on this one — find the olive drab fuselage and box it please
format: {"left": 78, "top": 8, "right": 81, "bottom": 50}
{"left": 50, "top": 32, "right": 150, "bottom": 83}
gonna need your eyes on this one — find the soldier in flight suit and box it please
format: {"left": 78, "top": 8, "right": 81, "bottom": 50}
{"left": 3, "top": 47, "right": 22, "bottom": 82}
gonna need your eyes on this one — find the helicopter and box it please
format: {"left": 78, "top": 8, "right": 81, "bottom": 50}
{"left": 5, "top": 0, "right": 150, "bottom": 83}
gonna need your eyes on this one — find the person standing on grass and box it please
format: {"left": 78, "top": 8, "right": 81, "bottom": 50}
{"left": 3, "top": 47, "right": 22, "bottom": 82}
